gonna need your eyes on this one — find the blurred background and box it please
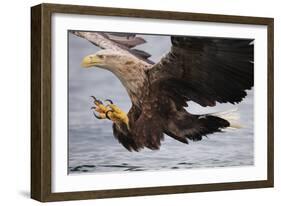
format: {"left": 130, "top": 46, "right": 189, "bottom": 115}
{"left": 68, "top": 32, "right": 254, "bottom": 174}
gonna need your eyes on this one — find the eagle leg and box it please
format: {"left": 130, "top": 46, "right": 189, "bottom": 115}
{"left": 105, "top": 103, "right": 130, "bottom": 129}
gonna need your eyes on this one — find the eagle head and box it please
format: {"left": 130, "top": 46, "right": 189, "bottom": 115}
{"left": 81, "top": 49, "right": 148, "bottom": 98}
{"left": 81, "top": 49, "right": 137, "bottom": 72}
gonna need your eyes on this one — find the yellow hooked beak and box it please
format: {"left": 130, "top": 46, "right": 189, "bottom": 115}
{"left": 81, "top": 55, "right": 103, "bottom": 68}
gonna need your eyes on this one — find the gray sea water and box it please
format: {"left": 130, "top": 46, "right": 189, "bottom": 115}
{"left": 68, "top": 32, "right": 254, "bottom": 174}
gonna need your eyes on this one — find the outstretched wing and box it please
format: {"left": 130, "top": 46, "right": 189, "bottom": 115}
{"left": 148, "top": 36, "right": 254, "bottom": 107}
{"left": 71, "top": 31, "right": 154, "bottom": 64}
{"left": 126, "top": 35, "right": 254, "bottom": 150}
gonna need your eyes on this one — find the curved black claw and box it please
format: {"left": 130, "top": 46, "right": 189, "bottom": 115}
{"left": 93, "top": 111, "right": 102, "bottom": 119}
{"left": 91, "top": 106, "right": 96, "bottom": 110}
{"left": 105, "top": 99, "right": 113, "bottom": 104}
{"left": 105, "top": 110, "right": 113, "bottom": 120}
{"left": 91, "top": 96, "right": 97, "bottom": 101}
{"left": 91, "top": 96, "right": 103, "bottom": 105}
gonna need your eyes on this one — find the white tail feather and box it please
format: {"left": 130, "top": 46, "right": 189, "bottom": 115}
{"left": 211, "top": 108, "right": 242, "bottom": 129}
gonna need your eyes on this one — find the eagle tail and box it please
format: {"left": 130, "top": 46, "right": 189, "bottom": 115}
{"left": 165, "top": 109, "right": 232, "bottom": 143}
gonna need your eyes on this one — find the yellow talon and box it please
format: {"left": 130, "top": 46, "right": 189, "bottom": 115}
{"left": 91, "top": 96, "right": 111, "bottom": 119}
{"left": 96, "top": 104, "right": 109, "bottom": 113}
{"left": 91, "top": 96, "right": 129, "bottom": 129}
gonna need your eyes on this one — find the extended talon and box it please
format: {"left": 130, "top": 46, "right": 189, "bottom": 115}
{"left": 91, "top": 96, "right": 108, "bottom": 113}
{"left": 105, "top": 110, "right": 113, "bottom": 119}
{"left": 91, "top": 96, "right": 103, "bottom": 106}
{"left": 93, "top": 111, "right": 107, "bottom": 119}
{"left": 105, "top": 99, "right": 113, "bottom": 104}
{"left": 93, "top": 111, "right": 102, "bottom": 119}
{"left": 91, "top": 96, "right": 108, "bottom": 119}
{"left": 90, "top": 96, "right": 130, "bottom": 129}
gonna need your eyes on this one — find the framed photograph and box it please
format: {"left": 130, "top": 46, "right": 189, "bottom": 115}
{"left": 31, "top": 3, "right": 274, "bottom": 202}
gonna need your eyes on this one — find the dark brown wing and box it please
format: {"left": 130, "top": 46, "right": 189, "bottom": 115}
{"left": 111, "top": 36, "right": 254, "bottom": 151}
{"left": 148, "top": 36, "right": 254, "bottom": 107}
{"left": 128, "top": 36, "right": 253, "bottom": 149}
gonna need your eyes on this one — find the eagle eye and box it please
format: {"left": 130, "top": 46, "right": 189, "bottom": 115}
{"left": 97, "top": 54, "right": 104, "bottom": 59}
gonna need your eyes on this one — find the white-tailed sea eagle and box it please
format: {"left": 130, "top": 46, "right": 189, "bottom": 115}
{"left": 72, "top": 31, "right": 254, "bottom": 151}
